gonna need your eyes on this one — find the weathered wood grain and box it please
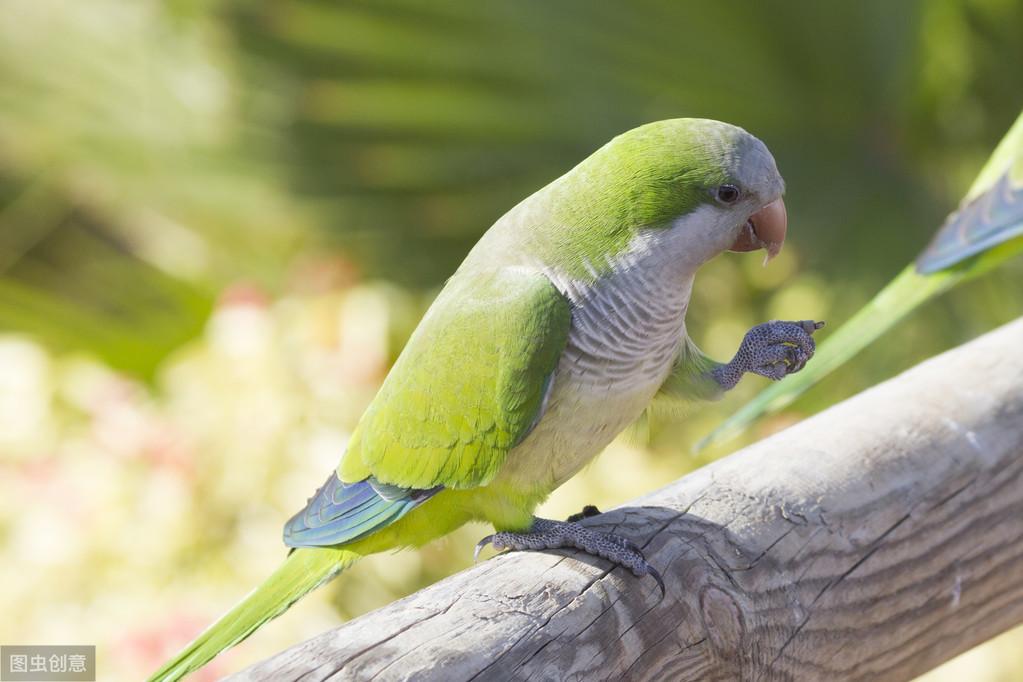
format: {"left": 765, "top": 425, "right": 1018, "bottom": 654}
{"left": 232, "top": 317, "right": 1023, "bottom": 682}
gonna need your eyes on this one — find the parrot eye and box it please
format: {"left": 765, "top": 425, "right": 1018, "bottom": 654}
{"left": 716, "top": 184, "right": 741, "bottom": 204}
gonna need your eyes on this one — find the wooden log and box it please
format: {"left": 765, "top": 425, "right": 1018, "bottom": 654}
{"left": 232, "top": 317, "right": 1023, "bottom": 681}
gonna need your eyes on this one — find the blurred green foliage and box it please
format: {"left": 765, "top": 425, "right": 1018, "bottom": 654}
{"left": 1, "top": 1, "right": 1022, "bottom": 680}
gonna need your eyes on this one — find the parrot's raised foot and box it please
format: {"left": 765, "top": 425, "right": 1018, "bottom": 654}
{"left": 713, "top": 319, "right": 824, "bottom": 390}
{"left": 474, "top": 517, "right": 665, "bottom": 597}
{"left": 565, "top": 504, "right": 601, "bottom": 522}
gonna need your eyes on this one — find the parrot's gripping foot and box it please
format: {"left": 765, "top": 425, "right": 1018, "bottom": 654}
{"left": 712, "top": 319, "right": 824, "bottom": 391}
{"left": 474, "top": 517, "right": 665, "bottom": 598}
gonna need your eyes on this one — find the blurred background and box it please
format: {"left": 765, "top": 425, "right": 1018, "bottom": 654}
{"left": 1, "top": 1, "right": 1022, "bottom": 680}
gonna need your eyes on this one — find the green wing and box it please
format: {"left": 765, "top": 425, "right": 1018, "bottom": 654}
{"left": 339, "top": 268, "right": 571, "bottom": 490}
{"left": 699, "top": 110, "right": 1023, "bottom": 451}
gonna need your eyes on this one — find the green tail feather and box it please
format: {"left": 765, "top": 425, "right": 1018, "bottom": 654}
{"left": 148, "top": 547, "right": 356, "bottom": 682}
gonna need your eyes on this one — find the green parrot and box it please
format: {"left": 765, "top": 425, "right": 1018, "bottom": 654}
{"left": 150, "top": 119, "right": 823, "bottom": 681}
{"left": 699, "top": 110, "right": 1023, "bottom": 451}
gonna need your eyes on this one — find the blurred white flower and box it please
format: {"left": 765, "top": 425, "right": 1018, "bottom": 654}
{"left": 0, "top": 336, "right": 53, "bottom": 457}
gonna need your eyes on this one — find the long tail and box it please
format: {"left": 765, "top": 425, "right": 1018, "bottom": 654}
{"left": 148, "top": 547, "right": 357, "bottom": 682}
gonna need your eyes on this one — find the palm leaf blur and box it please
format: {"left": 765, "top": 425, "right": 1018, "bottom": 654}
{"left": 2, "top": 1, "right": 1022, "bottom": 680}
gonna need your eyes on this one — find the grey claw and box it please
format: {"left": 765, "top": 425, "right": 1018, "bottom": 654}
{"left": 566, "top": 504, "right": 602, "bottom": 523}
{"left": 645, "top": 564, "right": 666, "bottom": 599}
{"left": 767, "top": 362, "right": 788, "bottom": 380}
{"left": 474, "top": 535, "right": 495, "bottom": 563}
{"left": 788, "top": 346, "right": 809, "bottom": 373}
{"left": 799, "top": 319, "right": 825, "bottom": 334}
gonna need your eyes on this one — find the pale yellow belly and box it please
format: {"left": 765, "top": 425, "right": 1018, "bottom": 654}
{"left": 490, "top": 369, "right": 665, "bottom": 496}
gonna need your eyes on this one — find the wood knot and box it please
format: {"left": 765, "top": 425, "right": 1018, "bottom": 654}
{"left": 699, "top": 584, "right": 747, "bottom": 661}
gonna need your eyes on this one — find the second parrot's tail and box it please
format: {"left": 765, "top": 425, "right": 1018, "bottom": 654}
{"left": 148, "top": 546, "right": 357, "bottom": 682}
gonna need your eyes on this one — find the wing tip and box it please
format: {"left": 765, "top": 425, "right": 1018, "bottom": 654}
{"left": 282, "top": 474, "right": 441, "bottom": 548}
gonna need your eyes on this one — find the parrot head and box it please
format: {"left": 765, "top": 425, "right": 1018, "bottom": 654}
{"left": 540, "top": 118, "right": 788, "bottom": 275}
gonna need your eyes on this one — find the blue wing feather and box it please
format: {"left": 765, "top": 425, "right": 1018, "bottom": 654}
{"left": 916, "top": 171, "right": 1023, "bottom": 274}
{"left": 283, "top": 474, "right": 441, "bottom": 548}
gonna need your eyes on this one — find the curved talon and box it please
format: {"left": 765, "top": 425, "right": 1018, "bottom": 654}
{"left": 761, "top": 362, "right": 787, "bottom": 381}
{"left": 473, "top": 535, "right": 495, "bottom": 563}
{"left": 644, "top": 564, "right": 666, "bottom": 599}
{"left": 794, "top": 350, "right": 810, "bottom": 373}
{"left": 566, "top": 504, "right": 602, "bottom": 523}
{"left": 788, "top": 346, "right": 806, "bottom": 372}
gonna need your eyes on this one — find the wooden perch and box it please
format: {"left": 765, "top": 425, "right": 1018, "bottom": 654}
{"left": 232, "top": 318, "right": 1023, "bottom": 681}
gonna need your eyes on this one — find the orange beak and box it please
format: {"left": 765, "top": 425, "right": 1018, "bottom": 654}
{"left": 728, "top": 198, "right": 787, "bottom": 263}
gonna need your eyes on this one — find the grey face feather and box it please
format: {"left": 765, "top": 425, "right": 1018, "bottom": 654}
{"left": 726, "top": 130, "right": 785, "bottom": 203}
